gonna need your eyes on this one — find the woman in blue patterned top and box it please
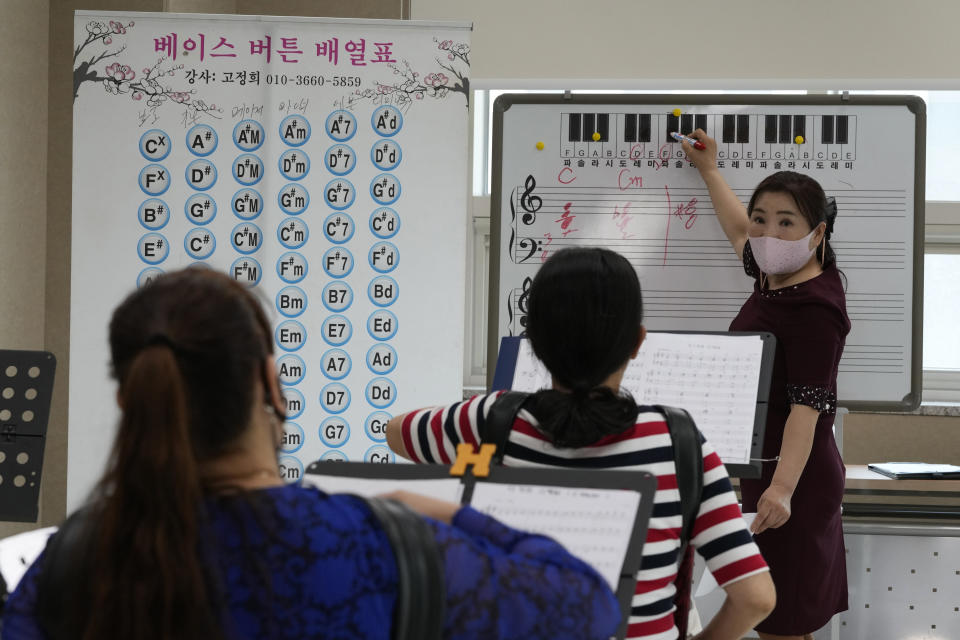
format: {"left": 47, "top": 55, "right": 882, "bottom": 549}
{"left": 1, "top": 269, "right": 618, "bottom": 640}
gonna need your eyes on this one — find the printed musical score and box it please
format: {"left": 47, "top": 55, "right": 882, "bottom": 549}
{"left": 470, "top": 482, "right": 641, "bottom": 590}
{"left": 512, "top": 333, "right": 765, "bottom": 465}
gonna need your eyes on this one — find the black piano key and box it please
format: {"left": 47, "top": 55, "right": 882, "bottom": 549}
{"left": 597, "top": 113, "right": 609, "bottom": 142}
{"left": 568, "top": 113, "right": 581, "bottom": 142}
{"left": 793, "top": 115, "right": 806, "bottom": 142}
{"left": 695, "top": 114, "right": 707, "bottom": 134}
{"left": 836, "top": 115, "right": 849, "bottom": 144}
{"left": 681, "top": 114, "right": 694, "bottom": 134}
{"left": 764, "top": 115, "right": 777, "bottom": 143}
{"left": 778, "top": 115, "right": 792, "bottom": 143}
{"left": 582, "top": 113, "right": 596, "bottom": 141}
{"left": 624, "top": 114, "right": 637, "bottom": 142}
{"left": 639, "top": 114, "right": 651, "bottom": 142}
{"left": 666, "top": 114, "right": 680, "bottom": 142}
{"left": 737, "top": 115, "right": 750, "bottom": 143}
{"left": 821, "top": 115, "right": 835, "bottom": 144}
{"left": 722, "top": 115, "right": 736, "bottom": 143}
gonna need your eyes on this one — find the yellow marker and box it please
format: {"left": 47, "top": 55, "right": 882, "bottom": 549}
{"left": 795, "top": 135, "right": 805, "bottom": 144}
{"left": 673, "top": 108, "right": 682, "bottom": 117}
{"left": 536, "top": 141, "right": 545, "bottom": 150}
{"left": 592, "top": 131, "right": 601, "bottom": 142}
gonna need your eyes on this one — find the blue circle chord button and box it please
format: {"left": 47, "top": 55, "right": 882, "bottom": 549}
{"left": 276, "top": 285, "right": 308, "bottom": 318}
{"left": 184, "top": 228, "right": 216, "bottom": 260}
{"left": 186, "top": 159, "right": 217, "bottom": 191}
{"left": 277, "top": 217, "right": 309, "bottom": 250}
{"left": 232, "top": 188, "right": 263, "bottom": 220}
{"left": 186, "top": 124, "right": 218, "bottom": 157}
{"left": 326, "top": 109, "right": 357, "bottom": 142}
{"left": 322, "top": 314, "right": 353, "bottom": 347}
{"left": 232, "top": 154, "right": 264, "bottom": 186}
{"left": 320, "top": 383, "right": 351, "bottom": 415}
{"left": 137, "top": 233, "right": 169, "bottom": 264}
{"left": 279, "top": 114, "right": 311, "bottom": 147}
{"left": 233, "top": 119, "right": 265, "bottom": 151}
{"left": 139, "top": 129, "right": 171, "bottom": 161}
{"left": 321, "top": 348, "right": 352, "bottom": 380}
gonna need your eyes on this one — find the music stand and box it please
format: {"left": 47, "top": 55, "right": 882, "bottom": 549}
{"left": 0, "top": 351, "right": 56, "bottom": 522}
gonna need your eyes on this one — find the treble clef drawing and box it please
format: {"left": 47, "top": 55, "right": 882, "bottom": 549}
{"left": 519, "top": 175, "right": 542, "bottom": 225}
{"left": 517, "top": 277, "right": 533, "bottom": 334}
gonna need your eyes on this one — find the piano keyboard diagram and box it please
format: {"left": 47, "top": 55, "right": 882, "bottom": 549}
{"left": 560, "top": 111, "right": 857, "bottom": 162}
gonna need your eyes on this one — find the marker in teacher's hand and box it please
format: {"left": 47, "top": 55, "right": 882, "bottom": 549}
{"left": 671, "top": 132, "right": 707, "bottom": 150}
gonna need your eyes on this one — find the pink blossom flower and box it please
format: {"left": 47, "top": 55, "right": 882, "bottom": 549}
{"left": 109, "top": 20, "right": 126, "bottom": 34}
{"left": 132, "top": 92, "right": 143, "bottom": 100}
{"left": 105, "top": 63, "right": 135, "bottom": 82}
{"left": 416, "top": 92, "right": 423, "bottom": 100}
{"left": 104, "top": 37, "right": 112, "bottom": 44}
{"left": 438, "top": 40, "right": 452, "bottom": 50}
{"left": 448, "top": 54, "right": 454, "bottom": 61}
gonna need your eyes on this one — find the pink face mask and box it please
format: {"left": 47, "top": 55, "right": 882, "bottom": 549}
{"left": 748, "top": 229, "right": 818, "bottom": 275}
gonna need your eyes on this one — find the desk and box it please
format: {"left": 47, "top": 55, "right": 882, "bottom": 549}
{"left": 843, "top": 464, "right": 960, "bottom": 521}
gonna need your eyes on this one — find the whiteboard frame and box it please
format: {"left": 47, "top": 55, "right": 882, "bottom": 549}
{"left": 488, "top": 93, "right": 926, "bottom": 412}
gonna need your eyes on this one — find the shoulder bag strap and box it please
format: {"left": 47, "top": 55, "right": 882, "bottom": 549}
{"left": 363, "top": 497, "right": 446, "bottom": 640}
{"left": 479, "top": 391, "right": 531, "bottom": 464}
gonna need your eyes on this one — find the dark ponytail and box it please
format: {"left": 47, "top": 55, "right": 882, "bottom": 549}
{"left": 525, "top": 248, "right": 642, "bottom": 447}
{"left": 70, "top": 269, "right": 273, "bottom": 640}
{"left": 82, "top": 343, "right": 219, "bottom": 640}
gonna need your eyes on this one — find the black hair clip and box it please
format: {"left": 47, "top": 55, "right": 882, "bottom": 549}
{"left": 825, "top": 196, "right": 838, "bottom": 236}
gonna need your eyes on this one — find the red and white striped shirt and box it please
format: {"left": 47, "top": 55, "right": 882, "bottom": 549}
{"left": 400, "top": 392, "right": 769, "bottom": 640}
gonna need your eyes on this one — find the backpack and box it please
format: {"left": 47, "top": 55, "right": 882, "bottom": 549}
{"left": 481, "top": 392, "right": 703, "bottom": 638}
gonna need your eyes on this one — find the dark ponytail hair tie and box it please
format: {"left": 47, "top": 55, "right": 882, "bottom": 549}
{"left": 824, "top": 196, "right": 838, "bottom": 237}
{"left": 146, "top": 333, "right": 178, "bottom": 351}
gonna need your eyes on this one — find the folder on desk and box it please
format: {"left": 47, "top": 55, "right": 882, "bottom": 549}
{"left": 867, "top": 462, "right": 960, "bottom": 479}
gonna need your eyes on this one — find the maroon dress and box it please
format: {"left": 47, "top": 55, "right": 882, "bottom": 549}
{"left": 729, "top": 243, "right": 850, "bottom": 635}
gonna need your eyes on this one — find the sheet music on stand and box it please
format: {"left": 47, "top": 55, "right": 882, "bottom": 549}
{"left": 498, "top": 332, "right": 775, "bottom": 477}
{"left": 304, "top": 460, "right": 657, "bottom": 639}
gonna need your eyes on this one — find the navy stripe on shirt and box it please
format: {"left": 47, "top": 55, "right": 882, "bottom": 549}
{"left": 505, "top": 442, "right": 675, "bottom": 469}
{"left": 416, "top": 411, "right": 435, "bottom": 463}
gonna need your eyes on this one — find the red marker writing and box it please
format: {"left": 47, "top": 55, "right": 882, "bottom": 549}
{"left": 670, "top": 132, "right": 706, "bottom": 151}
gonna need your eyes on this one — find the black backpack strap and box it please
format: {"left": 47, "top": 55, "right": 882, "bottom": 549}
{"left": 363, "top": 497, "right": 445, "bottom": 640}
{"left": 657, "top": 405, "right": 703, "bottom": 639}
{"left": 658, "top": 405, "right": 703, "bottom": 544}
{"left": 479, "top": 391, "right": 531, "bottom": 464}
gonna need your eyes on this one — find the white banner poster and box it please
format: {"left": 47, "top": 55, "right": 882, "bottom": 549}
{"left": 70, "top": 11, "right": 471, "bottom": 506}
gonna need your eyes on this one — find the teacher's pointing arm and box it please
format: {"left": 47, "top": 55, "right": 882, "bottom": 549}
{"left": 682, "top": 129, "right": 751, "bottom": 260}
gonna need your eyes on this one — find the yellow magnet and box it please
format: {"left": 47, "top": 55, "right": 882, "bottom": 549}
{"left": 672, "top": 108, "right": 682, "bottom": 117}
{"left": 592, "top": 131, "right": 601, "bottom": 142}
{"left": 795, "top": 135, "right": 805, "bottom": 144}
{"left": 536, "top": 141, "right": 545, "bottom": 150}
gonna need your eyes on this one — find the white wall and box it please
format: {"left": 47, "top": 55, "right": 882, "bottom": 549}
{"left": 413, "top": 0, "right": 960, "bottom": 88}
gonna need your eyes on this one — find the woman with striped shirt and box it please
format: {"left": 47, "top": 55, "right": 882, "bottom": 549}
{"left": 387, "top": 247, "right": 775, "bottom": 640}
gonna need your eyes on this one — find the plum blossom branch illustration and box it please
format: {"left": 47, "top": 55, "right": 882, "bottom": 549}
{"left": 334, "top": 38, "right": 470, "bottom": 113}
{"left": 74, "top": 19, "right": 220, "bottom": 121}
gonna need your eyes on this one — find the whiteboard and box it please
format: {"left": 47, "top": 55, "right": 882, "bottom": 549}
{"left": 489, "top": 95, "right": 925, "bottom": 412}
{"left": 69, "top": 11, "right": 471, "bottom": 509}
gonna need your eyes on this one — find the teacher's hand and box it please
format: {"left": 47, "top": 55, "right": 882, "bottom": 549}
{"left": 751, "top": 483, "right": 793, "bottom": 534}
{"left": 680, "top": 129, "right": 718, "bottom": 172}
